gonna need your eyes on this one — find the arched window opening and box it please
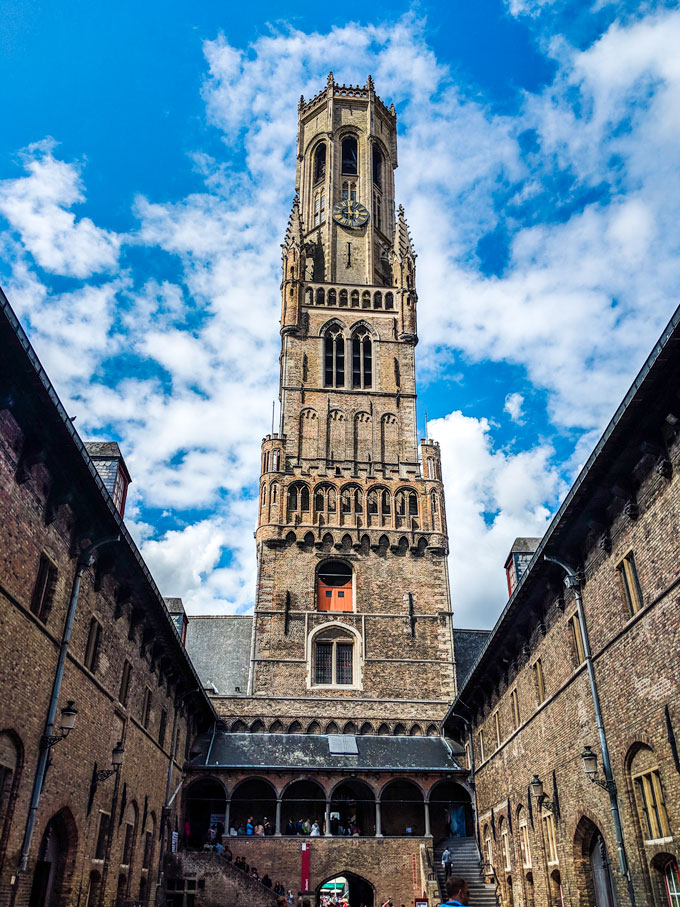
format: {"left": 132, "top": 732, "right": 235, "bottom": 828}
{"left": 385, "top": 292, "right": 394, "bottom": 310}
{"left": 630, "top": 746, "right": 671, "bottom": 841}
{"left": 328, "top": 289, "right": 336, "bottom": 306}
{"left": 260, "top": 485, "right": 267, "bottom": 509}
{"left": 330, "top": 779, "right": 375, "bottom": 836}
{"left": 373, "top": 192, "right": 382, "bottom": 231}
{"left": 282, "top": 781, "right": 325, "bottom": 835}
{"left": 312, "top": 625, "right": 357, "bottom": 684}
{"left": 663, "top": 860, "right": 680, "bottom": 905}
{"left": 518, "top": 807, "right": 531, "bottom": 869}
{"left": 374, "top": 291, "right": 383, "bottom": 309}
{"left": 272, "top": 450, "right": 280, "bottom": 471}
{"left": 313, "top": 143, "right": 326, "bottom": 182}
{"left": 306, "top": 287, "right": 313, "bottom": 305}
{"left": 381, "top": 780, "right": 424, "bottom": 836}
{"left": 271, "top": 484, "right": 278, "bottom": 505}
{"left": 341, "top": 137, "right": 358, "bottom": 176}
{"left": 409, "top": 492, "right": 418, "bottom": 515}
{"left": 431, "top": 492, "right": 438, "bottom": 514}
{"left": 382, "top": 490, "right": 391, "bottom": 515}
{"left": 0, "top": 732, "right": 22, "bottom": 861}
{"left": 230, "top": 779, "right": 276, "bottom": 834}
{"left": 288, "top": 483, "right": 310, "bottom": 514}
{"left": 429, "top": 780, "right": 473, "bottom": 841}
{"left": 484, "top": 825, "right": 494, "bottom": 873}
{"left": 368, "top": 491, "right": 378, "bottom": 514}
{"left": 372, "top": 147, "right": 383, "bottom": 190}
{"left": 184, "top": 779, "right": 226, "bottom": 849}
{"left": 362, "top": 291, "right": 371, "bottom": 309}
{"left": 352, "top": 328, "right": 372, "bottom": 389}
{"left": 350, "top": 290, "right": 360, "bottom": 308}
{"left": 340, "top": 485, "right": 363, "bottom": 515}
{"left": 339, "top": 289, "right": 348, "bottom": 307}
{"left": 316, "top": 287, "right": 325, "bottom": 305}
{"left": 317, "top": 561, "right": 353, "bottom": 612}
{"left": 324, "top": 325, "right": 345, "bottom": 388}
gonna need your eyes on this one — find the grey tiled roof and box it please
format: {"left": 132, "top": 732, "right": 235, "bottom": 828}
{"left": 185, "top": 616, "right": 253, "bottom": 695}
{"left": 191, "top": 732, "right": 462, "bottom": 772}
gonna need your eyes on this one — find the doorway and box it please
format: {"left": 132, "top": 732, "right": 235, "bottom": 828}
{"left": 316, "top": 871, "right": 374, "bottom": 907}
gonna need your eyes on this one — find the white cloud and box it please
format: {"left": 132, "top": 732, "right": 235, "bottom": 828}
{"left": 0, "top": 140, "right": 121, "bottom": 278}
{"left": 504, "top": 392, "right": 525, "bottom": 423}
{"left": 2, "top": 9, "right": 680, "bottom": 627}
{"left": 430, "top": 411, "right": 562, "bottom": 628}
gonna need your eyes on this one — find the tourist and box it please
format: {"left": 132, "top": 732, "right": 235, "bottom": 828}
{"left": 255, "top": 821, "right": 264, "bottom": 836}
{"left": 442, "top": 845, "right": 452, "bottom": 879}
{"left": 295, "top": 818, "right": 304, "bottom": 835}
{"left": 310, "top": 821, "right": 320, "bottom": 836}
{"left": 286, "top": 819, "right": 295, "bottom": 835}
{"left": 286, "top": 889, "right": 294, "bottom": 904}
{"left": 246, "top": 816, "right": 255, "bottom": 835}
{"left": 250, "top": 866, "right": 259, "bottom": 881}
{"left": 443, "top": 876, "right": 469, "bottom": 906}
{"left": 229, "top": 825, "right": 238, "bottom": 836}
{"left": 237, "top": 823, "right": 245, "bottom": 835}
{"left": 264, "top": 817, "right": 274, "bottom": 835}
{"left": 262, "top": 874, "right": 272, "bottom": 888}
{"left": 302, "top": 817, "right": 311, "bottom": 834}
{"left": 215, "top": 841, "right": 223, "bottom": 856}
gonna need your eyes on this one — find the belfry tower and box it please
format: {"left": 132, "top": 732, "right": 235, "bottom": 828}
{"left": 251, "top": 74, "right": 455, "bottom": 732}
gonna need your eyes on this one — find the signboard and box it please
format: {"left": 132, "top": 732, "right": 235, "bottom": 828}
{"left": 414, "top": 900, "right": 428, "bottom": 907}
{"left": 171, "top": 832, "right": 179, "bottom": 853}
{"left": 301, "top": 842, "right": 310, "bottom": 892}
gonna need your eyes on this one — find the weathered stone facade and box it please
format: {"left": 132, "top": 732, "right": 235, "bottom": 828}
{"left": 446, "top": 307, "right": 680, "bottom": 907}
{"left": 0, "top": 290, "right": 214, "bottom": 907}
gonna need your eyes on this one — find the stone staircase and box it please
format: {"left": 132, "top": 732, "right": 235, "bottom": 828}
{"left": 433, "top": 836, "right": 498, "bottom": 906}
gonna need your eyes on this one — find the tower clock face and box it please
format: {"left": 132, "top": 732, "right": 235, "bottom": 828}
{"left": 332, "top": 200, "right": 370, "bottom": 228}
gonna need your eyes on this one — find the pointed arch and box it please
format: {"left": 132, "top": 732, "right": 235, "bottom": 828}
{"left": 322, "top": 320, "right": 346, "bottom": 389}
{"left": 343, "top": 721, "right": 357, "bottom": 735}
{"left": 325, "top": 721, "right": 339, "bottom": 734}
{"left": 381, "top": 414, "right": 398, "bottom": 464}
{"left": 410, "top": 724, "right": 423, "bottom": 737}
{"left": 377, "top": 723, "right": 390, "bottom": 735}
{"left": 327, "top": 409, "right": 346, "bottom": 461}
{"left": 250, "top": 720, "right": 265, "bottom": 734}
{"left": 393, "top": 723, "right": 407, "bottom": 736}
{"left": 426, "top": 724, "right": 439, "bottom": 737}
{"left": 269, "top": 720, "right": 283, "bottom": 733}
{"left": 287, "top": 721, "right": 302, "bottom": 734}
{"left": 299, "top": 409, "right": 318, "bottom": 459}
{"left": 354, "top": 412, "right": 373, "bottom": 463}
{"left": 359, "top": 722, "right": 373, "bottom": 735}
{"left": 231, "top": 720, "right": 247, "bottom": 733}
{"left": 307, "top": 721, "right": 321, "bottom": 735}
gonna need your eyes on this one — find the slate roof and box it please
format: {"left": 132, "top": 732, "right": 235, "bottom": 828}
{"left": 453, "top": 629, "right": 492, "bottom": 690}
{"left": 191, "top": 732, "right": 462, "bottom": 773}
{"left": 185, "top": 616, "right": 253, "bottom": 695}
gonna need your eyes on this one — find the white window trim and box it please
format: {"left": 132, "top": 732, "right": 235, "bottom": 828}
{"left": 306, "top": 621, "right": 362, "bottom": 691}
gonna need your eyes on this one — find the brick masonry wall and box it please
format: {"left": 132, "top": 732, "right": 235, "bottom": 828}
{"left": 0, "top": 408, "right": 208, "bottom": 907}
{"left": 465, "top": 432, "right": 680, "bottom": 907}
{"left": 164, "top": 852, "right": 278, "bottom": 907}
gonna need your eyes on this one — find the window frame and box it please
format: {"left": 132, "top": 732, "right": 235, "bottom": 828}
{"left": 119, "top": 660, "right": 132, "bottom": 707}
{"left": 94, "top": 811, "right": 111, "bottom": 861}
{"left": 633, "top": 768, "right": 671, "bottom": 840}
{"left": 309, "top": 625, "right": 360, "bottom": 690}
{"left": 617, "top": 551, "right": 643, "bottom": 615}
{"left": 141, "top": 687, "right": 152, "bottom": 730}
{"left": 30, "top": 554, "right": 58, "bottom": 622}
{"left": 543, "top": 809, "right": 558, "bottom": 865}
{"left": 569, "top": 614, "right": 586, "bottom": 666}
{"left": 84, "top": 617, "right": 102, "bottom": 673}
{"left": 510, "top": 689, "right": 520, "bottom": 730}
{"left": 519, "top": 811, "right": 532, "bottom": 869}
{"left": 533, "top": 658, "right": 546, "bottom": 705}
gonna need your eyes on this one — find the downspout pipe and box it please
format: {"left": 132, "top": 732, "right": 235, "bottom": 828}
{"left": 17, "top": 535, "right": 119, "bottom": 873}
{"left": 544, "top": 555, "right": 636, "bottom": 906}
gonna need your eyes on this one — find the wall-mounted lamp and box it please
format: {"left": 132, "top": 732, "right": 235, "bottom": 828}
{"left": 530, "top": 774, "right": 555, "bottom": 813}
{"left": 96, "top": 742, "right": 125, "bottom": 783}
{"left": 581, "top": 746, "right": 617, "bottom": 795}
{"left": 41, "top": 701, "right": 78, "bottom": 748}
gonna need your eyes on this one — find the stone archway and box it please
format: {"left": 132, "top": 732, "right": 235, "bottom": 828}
{"left": 316, "top": 870, "right": 374, "bottom": 907}
{"left": 329, "top": 779, "right": 375, "bottom": 836}
{"left": 281, "top": 779, "right": 326, "bottom": 834}
{"left": 28, "top": 808, "right": 77, "bottom": 907}
{"left": 380, "top": 779, "right": 424, "bottom": 836}
{"left": 573, "top": 816, "right": 617, "bottom": 907}
{"left": 183, "top": 778, "right": 227, "bottom": 849}
{"left": 428, "top": 780, "right": 473, "bottom": 841}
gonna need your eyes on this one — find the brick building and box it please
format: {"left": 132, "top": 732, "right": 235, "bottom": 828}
{"left": 445, "top": 305, "right": 680, "bottom": 907}
{"left": 0, "top": 289, "right": 215, "bottom": 907}
{"left": 178, "top": 75, "right": 489, "bottom": 907}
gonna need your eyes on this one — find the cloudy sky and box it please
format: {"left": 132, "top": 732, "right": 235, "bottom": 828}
{"left": 1, "top": 0, "right": 678, "bottom": 628}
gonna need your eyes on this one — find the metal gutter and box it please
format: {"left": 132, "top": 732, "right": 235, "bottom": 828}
{"left": 0, "top": 286, "right": 215, "bottom": 722}
{"left": 445, "top": 301, "right": 680, "bottom": 723}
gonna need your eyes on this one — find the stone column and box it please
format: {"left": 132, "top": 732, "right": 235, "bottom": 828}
{"left": 225, "top": 801, "right": 231, "bottom": 837}
{"left": 375, "top": 801, "right": 382, "bottom": 837}
{"left": 275, "top": 799, "right": 282, "bottom": 836}
{"left": 325, "top": 800, "right": 332, "bottom": 836}
{"left": 424, "top": 800, "right": 431, "bottom": 837}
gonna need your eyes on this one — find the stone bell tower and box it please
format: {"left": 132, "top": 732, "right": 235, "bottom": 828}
{"left": 249, "top": 75, "right": 455, "bottom": 734}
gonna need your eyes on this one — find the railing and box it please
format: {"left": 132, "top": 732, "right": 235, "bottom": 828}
{"left": 303, "top": 283, "right": 397, "bottom": 313}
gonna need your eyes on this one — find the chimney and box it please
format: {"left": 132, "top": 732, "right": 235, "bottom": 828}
{"left": 504, "top": 538, "right": 541, "bottom": 596}
{"left": 85, "top": 441, "right": 131, "bottom": 517}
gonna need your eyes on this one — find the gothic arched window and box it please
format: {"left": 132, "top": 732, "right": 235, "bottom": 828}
{"left": 350, "top": 290, "right": 360, "bottom": 308}
{"left": 324, "top": 325, "right": 345, "bottom": 388}
{"left": 341, "top": 137, "right": 358, "bottom": 176}
{"left": 372, "top": 146, "right": 383, "bottom": 189}
{"left": 317, "top": 561, "right": 353, "bottom": 613}
{"left": 385, "top": 292, "right": 394, "bottom": 310}
{"left": 313, "top": 143, "right": 326, "bottom": 182}
{"left": 352, "top": 327, "right": 372, "bottom": 389}
{"left": 288, "top": 482, "right": 310, "bottom": 513}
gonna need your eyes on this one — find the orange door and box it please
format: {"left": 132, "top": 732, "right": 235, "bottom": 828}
{"left": 317, "top": 579, "right": 352, "bottom": 612}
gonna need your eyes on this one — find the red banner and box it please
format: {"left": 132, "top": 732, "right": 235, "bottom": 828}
{"left": 301, "top": 841, "right": 310, "bottom": 892}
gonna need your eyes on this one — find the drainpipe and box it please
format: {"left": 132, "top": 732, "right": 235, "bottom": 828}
{"left": 17, "top": 536, "right": 119, "bottom": 875}
{"left": 544, "top": 555, "right": 636, "bottom": 907}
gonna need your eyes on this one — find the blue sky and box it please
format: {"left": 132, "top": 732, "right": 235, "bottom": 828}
{"left": 1, "top": 0, "right": 679, "bottom": 627}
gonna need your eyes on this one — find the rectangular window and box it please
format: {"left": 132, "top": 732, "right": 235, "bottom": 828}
{"left": 95, "top": 811, "right": 110, "bottom": 860}
{"left": 84, "top": 618, "right": 102, "bottom": 672}
{"left": 494, "top": 712, "right": 501, "bottom": 749}
{"left": 336, "top": 643, "right": 353, "bottom": 685}
{"left": 314, "top": 196, "right": 320, "bottom": 227}
{"left": 315, "top": 643, "right": 332, "bottom": 685}
{"left": 534, "top": 658, "right": 546, "bottom": 705}
{"left": 119, "top": 660, "right": 132, "bottom": 707}
{"left": 635, "top": 770, "right": 671, "bottom": 839}
{"left": 478, "top": 731, "right": 485, "bottom": 763}
{"left": 511, "top": 689, "right": 520, "bottom": 730}
{"left": 141, "top": 687, "right": 152, "bottom": 729}
{"left": 569, "top": 614, "right": 585, "bottom": 666}
{"left": 122, "top": 822, "right": 134, "bottom": 865}
{"left": 618, "top": 552, "right": 643, "bottom": 615}
{"left": 159, "top": 709, "right": 168, "bottom": 749}
{"left": 31, "top": 555, "right": 57, "bottom": 621}
{"left": 543, "top": 811, "right": 558, "bottom": 864}
{"left": 502, "top": 829, "right": 511, "bottom": 871}
{"left": 320, "top": 194, "right": 326, "bottom": 224}
{"left": 520, "top": 820, "right": 532, "bottom": 868}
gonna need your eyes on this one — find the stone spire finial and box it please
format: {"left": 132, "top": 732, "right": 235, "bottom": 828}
{"left": 389, "top": 102, "right": 396, "bottom": 116}
{"left": 327, "top": 71, "right": 335, "bottom": 87}
{"left": 283, "top": 194, "right": 304, "bottom": 249}
{"left": 394, "top": 204, "right": 416, "bottom": 260}
{"left": 366, "top": 74, "right": 374, "bottom": 90}
{"left": 298, "top": 94, "right": 305, "bottom": 109}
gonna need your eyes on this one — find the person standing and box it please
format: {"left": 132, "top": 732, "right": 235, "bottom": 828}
{"left": 442, "top": 845, "right": 452, "bottom": 879}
